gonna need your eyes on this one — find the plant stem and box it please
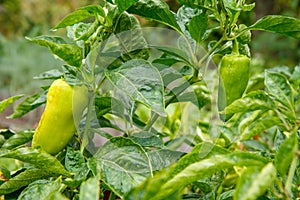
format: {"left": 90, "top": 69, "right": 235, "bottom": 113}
{"left": 144, "top": 35, "right": 226, "bottom": 132}
{"left": 178, "top": 31, "right": 199, "bottom": 68}
{"left": 227, "top": 28, "right": 249, "bottom": 41}
{"left": 143, "top": 112, "right": 159, "bottom": 131}
{"left": 274, "top": 108, "right": 291, "bottom": 131}
{"left": 212, "top": 0, "right": 224, "bottom": 28}
{"left": 285, "top": 146, "right": 298, "bottom": 198}
{"left": 273, "top": 179, "right": 285, "bottom": 199}
{"left": 232, "top": 39, "right": 239, "bottom": 55}
{"left": 143, "top": 76, "right": 196, "bottom": 131}
{"left": 108, "top": 192, "right": 116, "bottom": 200}
{"left": 198, "top": 35, "right": 225, "bottom": 66}
{"left": 96, "top": 75, "right": 107, "bottom": 92}
{"left": 80, "top": 89, "right": 95, "bottom": 154}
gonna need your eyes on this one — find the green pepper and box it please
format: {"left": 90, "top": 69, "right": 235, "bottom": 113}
{"left": 32, "top": 79, "right": 88, "bottom": 155}
{"left": 218, "top": 54, "right": 250, "bottom": 121}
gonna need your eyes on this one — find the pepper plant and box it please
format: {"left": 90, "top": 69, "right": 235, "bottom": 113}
{"left": 0, "top": 0, "right": 299, "bottom": 199}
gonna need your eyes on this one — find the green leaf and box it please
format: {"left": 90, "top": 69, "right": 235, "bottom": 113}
{"left": 290, "top": 66, "right": 300, "bottom": 87}
{"left": 275, "top": 133, "right": 297, "bottom": 177}
{"left": 152, "top": 57, "right": 183, "bottom": 66}
{"left": 268, "top": 65, "right": 292, "bottom": 77}
{"left": 65, "top": 147, "right": 85, "bottom": 172}
{"left": 67, "top": 22, "right": 98, "bottom": 42}
{"left": 114, "top": 13, "right": 149, "bottom": 61}
{"left": 173, "top": 83, "right": 211, "bottom": 109}
{"left": 152, "top": 63, "right": 191, "bottom": 89}
{"left": 234, "top": 163, "right": 276, "bottom": 200}
{"left": 0, "top": 166, "right": 10, "bottom": 183}
{"left": 223, "top": 0, "right": 255, "bottom": 12}
{"left": 237, "top": 112, "right": 260, "bottom": 138}
{"left": 79, "top": 177, "right": 100, "bottom": 200}
{"left": 250, "top": 15, "right": 300, "bottom": 39}
{"left": 128, "top": 0, "right": 181, "bottom": 32}
{"left": 126, "top": 151, "right": 268, "bottom": 200}
{"left": 148, "top": 149, "right": 183, "bottom": 171}
{"left": 8, "top": 92, "right": 46, "bottom": 119}
{"left": 176, "top": 5, "right": 204, "bottom": 46}
{"left": 242, "top": 140, "right": 269, "bottom": 153}
{"left": 153, "top": 45, "right": 192, "bottom": 65}
{"left": 171, "top": 142, "right": 230, "bottom": 175}
{"left": 129, "top": 131, "right": 164, "bottom": 148}
{"left": 159, "top": 152, "right": 268, "bottom": 198}
{"left": 34, "top": 69, "right": 63, "bottom": 80}
{"left": 0, "top": 95, "right": 24, "bottom": 114}
{"left": 0, "top": 135, "right": 5, "bottom": 147}
{"left": 222, "top": 0, "right": 240, "bottom": 23}
{"left": 124, "top": 168, "right": 173, "bottom": 200}
{"left": 218, "top": 190, "right": 234, "bottom": 200}
{"left": 177, "top": 0, "right": 211, "bottom": 9}
{"left": 96, "top": 116, "right": 124, "bottom": 132}
{"left": 265, "top": 70, "right": 294, "bottom": 113}
{"left": 241, "top": 116, "right": 282, "bottom": 140}
{"left": 1, "top": 130, "right": 34, "bottom": 149}
{"left": 0, "top": 169, "right": 55, "bottom": 195}
{"left": 94, "top": 96, "right": 124, "bottom": 118}
{"left": 26, "top": 36, "right": 83, "bottom": 67}
{"left": 44, "top": 191, "right": 68, "bottom": 200}
{"left": 17, "top": 179, "right": 62, "bottom": 200}
{"left": 106, "top": 59, "right": 166, "bottom": 116}
{"left": 53, "top": 5, "right": 105, "bottom": 30}
{"left": 246, "top": 74, "right": 265, "bottom": 93}
{"left": 242, "top": 3, "right": 255, "bottom": 11}
{"left": 65, "top": 148, "right": 89, "bottom": 185}
{"left": 222, "top": 91, "right": 274, "bottom": 115}
{"left": 188, "top": 12, "right": 208, "bottom": 43}
{"left": 94, "top": 137, "right": 152, "bottom": 197}
{"left": 273, "top": 129, "right": 286, "bottom": 151}
{"left": 0, "top": 147, "right": 70, "bottom": 176}
{"left": 223, "top": 0, "right": 239, "bottom": 11}
{"left": 115, "top": 0, "right": 139, "bottom": 13}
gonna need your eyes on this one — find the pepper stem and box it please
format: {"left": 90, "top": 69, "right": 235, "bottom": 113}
{"left": 232, "top": 39, "right": 240, "bottom": 55}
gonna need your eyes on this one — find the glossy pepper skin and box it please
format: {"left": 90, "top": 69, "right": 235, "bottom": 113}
{"left": 218, "top": 54, "right": 250, "bottom": 121}
{"left": 32, "top": 79, "right": 88, "bottom": 155}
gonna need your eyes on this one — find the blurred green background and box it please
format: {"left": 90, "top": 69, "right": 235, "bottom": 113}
{"left": 0, "top": 0, "right": 98, "bottom": 129}
{"left": 0, "top": 0, "right": 299, "bottom": 129}
{"left": 0, "top": 0, "right": 99, "bottom": 95}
